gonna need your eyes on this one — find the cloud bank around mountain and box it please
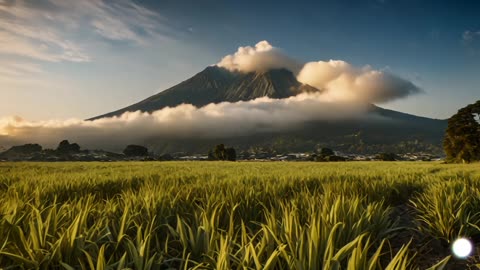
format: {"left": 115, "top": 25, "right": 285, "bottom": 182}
{"left": 0, "top": 93, "right": 370, "bottom": 150}
{"left": 0, "top": 40, "right": 421, "bottom": 151}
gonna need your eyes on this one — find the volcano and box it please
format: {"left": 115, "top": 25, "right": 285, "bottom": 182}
{"left": 89, "top": 66, "right": 447, "bottom": 154}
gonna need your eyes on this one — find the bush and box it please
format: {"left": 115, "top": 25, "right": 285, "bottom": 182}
{"left": 319, "top": 147, "right": 334, "bottom": 156}
{"left": 56, "top": 140, "right": 80, "bottom": 154}
{"left": 209, "top": 144, "right": 236, "bottom": 161}
{"left": 6, "top": 143, "right": 42, "bottom": 154}
{"left": 123, "top": 145, "right": 149, "bottom": 157}
{"left": 376, "top": 153, "right": 398, "bottom": 161}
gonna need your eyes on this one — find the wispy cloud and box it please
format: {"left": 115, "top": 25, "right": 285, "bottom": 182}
{"left": 0, "top": 61, "right": 43, "bottom": 77}
{"left": 463, "top": 30, "right": 480, "bottom": 41}
{"left": 462, "top": 30, "right": 480, "bottom": 54}
{"left": 0, "top": 60, "right": 57, "bottom": 89}
{"left": 48, "top": 0, "right": 168, "bottom": 44}
{"left": 0, "top": 30, "right": 89, "bottom": 62}
{"left": 0, "top": 0, "right": 168, "bottom": 62}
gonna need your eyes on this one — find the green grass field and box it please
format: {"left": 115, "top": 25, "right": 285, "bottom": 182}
{"left": 1, "top": 161, "right": 479, "bottom": 269}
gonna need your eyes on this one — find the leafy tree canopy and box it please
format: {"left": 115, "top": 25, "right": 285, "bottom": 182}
{"left": 209, "top": 144, "right": 236, "bottom": 161}
{"left": 444, "top": 100, "right": 480, "bottom": 163}
{"left": 5, "top": 144, "right": 42, "bottom": 154}
{"left": 123, "top": 145, "right": 149, "bottom": 157}
{"left": 319, "top": 147, "right": 334, "bottom": 157}
{"left": 376, "top": 153, "right": 398, "bottom": 161}
{"left": 57, "top": 140, "right": 81, "bottom": 154}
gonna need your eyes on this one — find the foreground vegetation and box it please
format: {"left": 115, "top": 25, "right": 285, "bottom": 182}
{"left": 0, "top": 161, "right": 479, "bottom": 269}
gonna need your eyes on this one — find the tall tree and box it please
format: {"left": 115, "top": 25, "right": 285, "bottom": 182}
{"left": 210, "top": 144, "right": 236, "bottom": 161}
{"left": 123, "top": 145, "right": 149, "bottom": 157}
{"left": 214, "top": 144, "right": 226, "bottom": 160}
{"left": 444, "top": 100, "right": 480, "bottom": 163}
{"left": 225, "top": 147, "right": 237, "bottom": 161}
{"left": 57, "top": 140, "right": 80, "bottom": 154}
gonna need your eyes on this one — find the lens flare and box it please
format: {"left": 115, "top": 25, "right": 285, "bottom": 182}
{"left": 452, "top": 238, "right": 473, "bottom": 258}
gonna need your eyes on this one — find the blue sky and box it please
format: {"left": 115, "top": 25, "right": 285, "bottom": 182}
{"left": 1, "top": 0, "right": 479, "bottom": 120}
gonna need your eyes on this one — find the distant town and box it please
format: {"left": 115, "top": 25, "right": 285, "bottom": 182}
{"left": 0, "top": 140, "right": 443, "bottom": 162}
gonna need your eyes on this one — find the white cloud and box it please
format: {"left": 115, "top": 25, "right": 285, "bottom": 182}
{"left": 217, "top": 41, "right": 421, "bottom": 104}
{"left": 217, "top": 40, "right": 303, "bottom": 74}
{"left": 0, "top": 93, "right": 369, "bottom": 150}
{"left": 297, "top": 60, "right": 421, "bottom": 103}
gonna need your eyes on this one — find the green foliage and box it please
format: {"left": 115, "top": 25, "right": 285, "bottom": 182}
{"left": 0, "top": 162, "right": 479, "bottom": 268}
{"left": 319, "top": 147, "right": 334, "bottom": 157}
{"left": 376, "top": 153, "right": 398, "bottom": 161}
{"left": 444, "top": 100, "right": 480, "bottom": 163}
{"left": 225, "top": 148, "right": 236, "bottom": 161}
{"left": 314, "top": 147, "right": 346, "bottom": 162}
{"left": 410, "top": 179, "right": 480, "bottom": 242}
{"left": 210, "top": 144, "right": 236, "bottom": 161}
{"left": 57, "top": 140, "right": 81, "bottom": 154}
{"left": 123, "top": 145, "right": 149, "bottom": 157}
{"left": 214, "top": 144, "right": 226, "bottom": 160}
{"left": 0, "top": 144, "right": 42, "bottom": 158}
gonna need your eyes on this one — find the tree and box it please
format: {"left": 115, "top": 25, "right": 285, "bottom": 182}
{"left": 376, "top": 153, "right": 398, "bottom": 161}
{"left": 214, "top": 144, "right": 226, "bottom": 160}
{"left": 210, "top": 144, "right": 236, "bottom": 161}
{"left": 0, "top": 144, "right": 43, "bottom": 161}
{"left": 319, "top": 147, "right": 334, "bottom": 157}
{"left": 57, "top": 140, "right": 80, "bottom": 153}
{"left": 2, "top": 144, "right": 42, "bottom": 155}
{"left": 225, "top": 147, "right": 236, "bottom": 161}
{"left": 208, "top": 149, "right": 216, "bottom": 160}
{"left": 123, "top": 145, "right": 149, "bottom": 157}
{"left": 444, "top": 100, "right": 480, "bottom": 163}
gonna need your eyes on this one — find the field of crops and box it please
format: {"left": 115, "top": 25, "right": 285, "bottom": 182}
{"left": 1, "top": 161, "right": 479, "bottom": 269}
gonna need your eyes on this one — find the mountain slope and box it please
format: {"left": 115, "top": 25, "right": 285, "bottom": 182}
{"left": 90, "top": 66, "right": 236, "bottom": 120}
{"left": 89, "top": 67, "right": 314, "bottom": 120}
{"left": 224, "top": 68, "right": 317, "bottom": 102}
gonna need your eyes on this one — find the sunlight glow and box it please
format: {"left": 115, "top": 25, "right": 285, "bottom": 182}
{"left": 452, "top": 238, "right": 473, "bottom": 258}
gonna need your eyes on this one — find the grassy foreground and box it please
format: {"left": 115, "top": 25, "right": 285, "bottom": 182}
{"left": 0, "top": 161, "right": 479, "bottom": 269}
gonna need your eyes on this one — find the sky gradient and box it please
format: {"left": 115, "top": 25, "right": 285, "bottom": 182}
{"left": 1, "top": 0, "right": 479, "bottom": 120}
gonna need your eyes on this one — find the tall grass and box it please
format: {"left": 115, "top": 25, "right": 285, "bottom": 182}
{"left": 0, "top": 161, "right": 478, "bottom": 269}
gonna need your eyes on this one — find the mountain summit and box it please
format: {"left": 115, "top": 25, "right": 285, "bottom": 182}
{"left": 89, "top": 66, "right": 317, "bottom": 120}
